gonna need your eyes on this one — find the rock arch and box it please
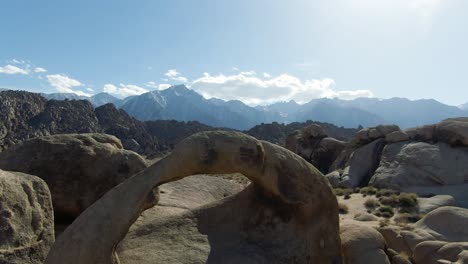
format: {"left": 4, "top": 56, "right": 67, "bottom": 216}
{"left": 46, "top": 131, "right": 341, "bottom": 264}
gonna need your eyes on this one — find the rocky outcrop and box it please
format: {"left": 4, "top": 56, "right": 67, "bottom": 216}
{"left": 340, "top": 223, "right": 391, "bottom": 264}
{"left": 286, "top": 124, "right": 346, "bottom": 173}
{"left": 95, "top": 104, "right": 159, "bottom": 156}
{"left": 0, "top": 169, "right": 54, "bottom": 264}
{"left": 413, "top": 241, "right": 468, "bottom": 264}
{"left": 435, "top": 117, "right": 468, "bottom": 147}
{"left": 356, "top": 125, "right": 400, "bottom": 145}
{"left": 370, "top": 142, "right": 468, "bottom": 189}
{"left": 0, "top": 91, "right": 162, "bottom": 156}
{"left": 46, "top": 131, "right": 341, "bottom": 264}
{"left": 418, "top": 195, "right": 457, "bottom": 214}
{"left": 0, "top": 91, "right": 47, "bottom": 151}
{"left": 29, "top": 99, "right": 100, "bottom": 134}
{"left": 380, "top": 206, "right": 468, "bottom": 263}
{"left": 145, "top": 119, "right": 217, "bottom": 150}
{"left": 0, "top": 134, "right": 150, "bottom": 220}
{"left": 338, "top": 138, "right": 386, "bottom": 188}
{"left": 246, "top": 120, "right": 358, "bottom": 145}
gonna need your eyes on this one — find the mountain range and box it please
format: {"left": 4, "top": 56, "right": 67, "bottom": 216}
{"left": 25, "top": 85, "right": 468, "bottom": 130}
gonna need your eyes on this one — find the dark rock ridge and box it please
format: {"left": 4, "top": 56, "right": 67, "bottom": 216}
{"left": 95, "top": 103, "right": 159, "bottom": 156}
{"left": 0, "top": 90, "right": 160, "bottom": 156}
{"left": 246, "top": 120, "right": 358, "bottom": 145}
{"left": 0, "top": 90, "right": 48, "bottom": 151}
{"left": 41, "top": 92, "right": 121, "bottom": 107}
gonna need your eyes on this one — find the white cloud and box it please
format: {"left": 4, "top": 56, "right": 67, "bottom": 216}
{"left": 47, "top": 74, "right": 91, "bottom": 96}
{"left": 190, "top": 71, "right": 373, "bottom": 105}
{"left": 103, "top": 83, "right": 148, "bottom": 97}
{"left": 145, "top": 81, "right": 172, "bottom": 90}
{"left": 103, "top": 84, "right": 117, "bottom": 93}
{"left": 164, "top": 69, "right": 188, "bottom": 83}
{"left": 263, "top": 73, "right": 271, "bottom": 78}
{"left": 86, "top": 87, "right": 94, "bottom": 92}
{"left": 158, "top": 84, "right": 171, "bottom": 90}
{"left": 336, "top": 90, "right": 374, "bottom": 100}
{"left": 0, "top": 65, "right": 29, "bottom": 75}
{"left": 145, "top": 81, "right": 158, "bottom": 88}
{"left": 34, "top": 67, "right": 47, "bottom": 73}
{"left": 164, "top": 69, "right": 180, "bottom": 78}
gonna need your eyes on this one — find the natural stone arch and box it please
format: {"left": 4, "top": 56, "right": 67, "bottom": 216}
{"left": 46, "top": 131, "right": 342, "bottom": 264}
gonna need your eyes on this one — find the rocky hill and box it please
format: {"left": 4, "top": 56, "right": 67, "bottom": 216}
{"left": 0, "top": 90, "right": 48, "bottom": 150}
{"left": 145, "top": 120, "right": 221, "bottom": 150}
{"left": 0, "top": 90, "right": 160, "bottom": 156}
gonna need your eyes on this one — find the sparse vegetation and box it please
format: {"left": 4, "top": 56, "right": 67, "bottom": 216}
{"left": 364, "top": 198, "right": 379, "bottom": 209}
{"left": 379, "top": 194, "right": 400, "bottom": 206}
{"left": 333, "top": 188, "right": 353, "bottom": 197}
{"left": 376, "top": 205, "right": 394, "bottom": 218}
{"left": 338, "top": 203, "right": 349, "bottom": 214}
{"left": 397, "top": 193, "right": 418, "bottom": 208}
{"left": 395, "top": 213, "right": 422, "bottom": 223}
{"left": 376, "top": 188, "right": 399, "bottom": 198}
{"left": 379, "top": 218, "right": 390, "bottom": 227}
{"left": 360, "top": 186, "right": 378, "bottom": 196}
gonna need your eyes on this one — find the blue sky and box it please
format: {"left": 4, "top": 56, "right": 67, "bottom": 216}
{"left": 1, "top": 0, "right": 467, "bottom": 105}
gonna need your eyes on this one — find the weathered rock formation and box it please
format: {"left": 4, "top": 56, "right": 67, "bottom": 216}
{"left": 286, "top": 124, "right": 346, "bottom": 174}
{"left": 323, "top": 119, "right": 468, "bottom": 208}
{"left": 340, "top": 223, "right": 391, "bottom": 264}
{"left": 370, "top": 142, "right": 468, "bottom": 189}
{"left": 0, "top": 134, "right": 150, "bottom": 220}
{"left": 46, "top": 131, "right": 341, "bottom": 264}
{"left": 380, "top": 206, "right": 468, "bottom": 263}
{"left": 0, "top": 169, "right": 54, "bottom": 264}
{"left": 117, "top": 175, "right": 245, "bottom": 263}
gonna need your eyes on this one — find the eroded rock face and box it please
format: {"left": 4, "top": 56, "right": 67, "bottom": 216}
{"left": 0, "top": 134, "right": 149, "bottom": 219}
{"left": 0, "top": 170, "right": 54, "bottom": 264}
{"left": 341, "top": 138, "right": 386, "bottom": 188}
{"left": 356, "top": 125, "right": 400, "bottom": 145}
{"left": 46, "top": 131, "right": 342, "bottom": 264}
{"left": 286, "top": 124, "right": 346, "bottom": 173}
{"left": 413, "top": 241, "right": 468, "bottom": 264}
{"left": 435, "top": 117, "right": 468, "bottom": 147}
{"left": 370, "top": 142, "right": 468, "bottom": 189}
{"left": 0, "top": 91, "right": 47, "bottom": 151}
